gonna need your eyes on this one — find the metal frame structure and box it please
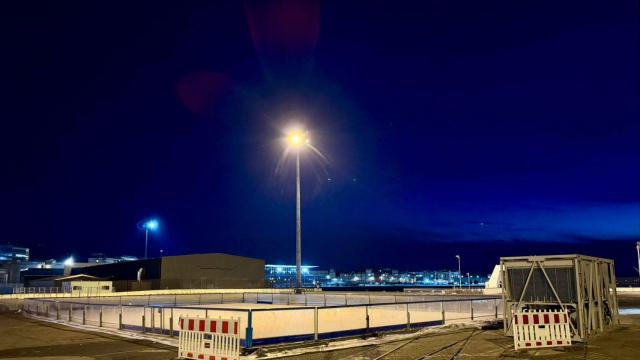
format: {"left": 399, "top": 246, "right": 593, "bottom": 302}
{"left": 501, "top": 254, "right": 619, "bottom": 342}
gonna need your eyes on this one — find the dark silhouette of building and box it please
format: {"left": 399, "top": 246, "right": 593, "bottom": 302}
{"left": 71, "top": 253, "right": 264, "bottom": 291}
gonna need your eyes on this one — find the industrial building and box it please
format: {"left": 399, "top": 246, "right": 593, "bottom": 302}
{"left": 71, "top": 253, "right": 264, "bottom": 291}
{"left": 86, "top": 253, "right": 139, "bottom": 264}
{"left": 0, "top": 244, "right": 29, "bottom": 262}
{"left": 265, "top": 264, "right": 324, "bottom": 288}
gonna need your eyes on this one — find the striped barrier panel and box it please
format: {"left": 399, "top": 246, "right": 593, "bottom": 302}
{"left": 513, "top": 309, "right": 572, "bottom": 350}
{"left": 178, "top": 317, "right": 240, "bottom": 360}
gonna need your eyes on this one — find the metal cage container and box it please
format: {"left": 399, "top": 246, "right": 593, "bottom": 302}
{"left": 501, "top": 254, "right": 619, "bottom": 341}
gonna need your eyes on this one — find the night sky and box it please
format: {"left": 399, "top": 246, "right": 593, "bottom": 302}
{"left": 2, "top": 1, "right": 639, "bottom": 275}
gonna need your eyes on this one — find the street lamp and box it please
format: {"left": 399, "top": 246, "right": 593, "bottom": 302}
{"left": 285, "top": 129, "right": 310, "bottom": 291}
{"left": 455, "top": 255, "right": 461, "bottom": 289}
{"left": 63, "top": 256, "right": 74, "bottom": 266}
{"left": 139, "top": 219, "right": 159, "bottom": 259}
{"left": 636, "top": 241, "right": 640, "bottom": 282}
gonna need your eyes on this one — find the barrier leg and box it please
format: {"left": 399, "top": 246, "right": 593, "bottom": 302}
{"left": 82, "top": 306, "right": 86, "bottom": 325}
{"left": 245, "top": 310, "right": 253, "bottom": 348}
{"left": 170, "top": 308, "right": 174, "bottom": 337}
{"left": 99, "top": 306, "right": 103, "bottom": 327}
{"left": 56, "top": 303, "right": 60, "bottom": 320}
{"left": 119, "top": 308, "right": 123, "bottom": 330}
{"left": 471, "top": 301, "right": 474, "bottom": 321}
{"left": 314, "top": 307, "right": 319, "bottom": 341}
{"left": 406, "top": 303, "right": 411, "bottom": 329}
{"left": 161, "top": 308, "right": 164, "bottom": 333}
{"left": 365, "top": 305, "right": 370, "bottom": 332}
{"left": 441, "top": 301, "right": 445, "bottom": 324}
{"left": 69, "top": 304, "right": 72, "bottom": 322}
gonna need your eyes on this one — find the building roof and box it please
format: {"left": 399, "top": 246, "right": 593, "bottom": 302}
{"left": 55, "top": 274, "right": 105, "bottom": 281}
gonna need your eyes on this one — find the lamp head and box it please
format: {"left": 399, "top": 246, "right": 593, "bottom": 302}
{"left": 286, "top": 130, "right": 309, "bottom": 149}
{"left": 145, "top": 219, "right": 159, "bottom": 231}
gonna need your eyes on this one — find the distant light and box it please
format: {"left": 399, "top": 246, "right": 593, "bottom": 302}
{"left": 145, "top": 219, "right": 159, "bottom": 231}
{"left": 302, "top": 268, "right": 309, "bottom": 273}
{"left": 63, "top": 257, "right": 74, "bottom": 266}
{"left": 276, "top": 267, "right": 283, "bottom": 273}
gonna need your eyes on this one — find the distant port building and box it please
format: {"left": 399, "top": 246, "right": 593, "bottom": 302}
{"left": 0, "top": 244, "right": 29, "bottom": 262}
{"left": 265, "top": 265, "right": 327, "bottom": 288}
{"left": 72, "top": 253, "right": 264, "bottom": 291}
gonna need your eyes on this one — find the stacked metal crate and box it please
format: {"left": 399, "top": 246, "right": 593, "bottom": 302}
{"left": 501, "top": 254, "right": 619, "bottom": 341}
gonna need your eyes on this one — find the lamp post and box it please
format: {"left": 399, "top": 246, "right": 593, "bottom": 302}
{"left": 636, "top": 241, "right": 640, "bottom": 282}
{"left": 455, "top": 255, "right": 461, "bottom": 289}
{"left": 140, "top": 219, "right": 158, "bottom": 259}
{"left": 285, "top": 130, "right": 310, "bottom": 291}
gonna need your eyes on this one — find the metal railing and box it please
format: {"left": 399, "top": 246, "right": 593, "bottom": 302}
{"left": 26, "top": 291, "right": 495, "bottom": 306}
{"left": 13, "top": 287, "right": 68, "bottom": 294}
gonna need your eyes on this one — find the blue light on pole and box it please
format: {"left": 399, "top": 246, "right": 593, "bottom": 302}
{"left": 140, "top": 218, "right": 159, "bottom": 259}
{"left": 145, "top": 220, "right": 159, "bottom": 231}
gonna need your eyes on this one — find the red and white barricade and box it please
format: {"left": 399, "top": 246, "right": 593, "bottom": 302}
{"left": 513, "top": 309, "right": 572, "bottom": 350}
{"left": 178, "top": 317, "right": 241, "bottom": 360}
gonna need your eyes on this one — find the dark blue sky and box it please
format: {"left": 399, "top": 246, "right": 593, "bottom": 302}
{"left": 1, "top": 1, "right": 638, "bottom": 275}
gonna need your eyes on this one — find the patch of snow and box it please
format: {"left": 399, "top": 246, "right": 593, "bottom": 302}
{"left": 619, "top": 308, "right": 640, "bottom": 315}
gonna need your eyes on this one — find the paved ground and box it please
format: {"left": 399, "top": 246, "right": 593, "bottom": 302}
{"left": 0, "top": 311, "right": 177, "bottom": 360}
{"left": 274, "top": 316, "right": 640, "bottom": 360}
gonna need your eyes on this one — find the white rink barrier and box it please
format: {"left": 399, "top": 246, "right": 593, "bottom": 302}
{"left": 179, "top": 317, "right": 240, "bottom": 360}
{"left": 22, "top": 296, "right": 501, "bottom": 348}
{"left": 513, "top": 310, "right": 571, "bottom": 350}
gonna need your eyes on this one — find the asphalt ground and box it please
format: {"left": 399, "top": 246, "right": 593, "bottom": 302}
{"left": 0, "top": 311, "right": 177, "bottom": 360}
{"left": 278, "top": 295, "right": 640, "bottom": 360}
{"left": 277, "top": 318, "right": 640, "bottom": 360}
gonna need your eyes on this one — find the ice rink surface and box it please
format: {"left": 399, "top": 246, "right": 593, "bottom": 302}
{"left": 23, "top": 292, "right": 502, "bottom": 346}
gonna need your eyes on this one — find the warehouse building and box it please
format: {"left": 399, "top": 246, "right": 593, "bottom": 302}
{"left": 71, "top": 253, "right": 264, "bottom": 291}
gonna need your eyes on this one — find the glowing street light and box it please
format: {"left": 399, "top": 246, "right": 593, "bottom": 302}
{"left": 139, "top": 219, "right": 159, "bottom": 259}
{"left": 285, "top": 128, "right": 310, "bottom": 290}
{"left": 636, "top": 241, "right": 640, "bottom": 281}
{"left": 63, "top": 256, "right": 74, "bottom": 266}
{"left": 455, "top": 255, "right": 461, "bottom": 289}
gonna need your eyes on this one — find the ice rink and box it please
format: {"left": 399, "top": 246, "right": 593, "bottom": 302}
{"left": 24, "top": 292, "right": 502, "bottom": 346}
